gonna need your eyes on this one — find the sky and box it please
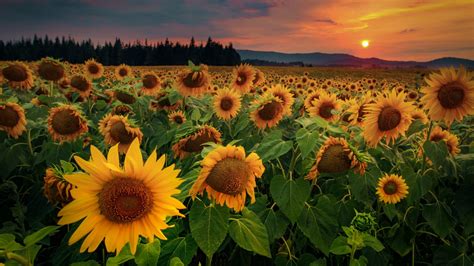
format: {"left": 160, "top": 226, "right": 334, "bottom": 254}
{"left": 0, "top": 0, "right": 473, "bottom": 61}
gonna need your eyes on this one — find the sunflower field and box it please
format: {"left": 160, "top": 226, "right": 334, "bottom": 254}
{"left": 0, "top": 58, "right": 473, "bottom": 266}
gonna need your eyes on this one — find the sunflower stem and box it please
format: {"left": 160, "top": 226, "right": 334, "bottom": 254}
{"left": 27, "top": 129, "right": 33, "bottom": 155}
{"left": 0, "top": 250, "right": 31, "bottom": 266}
{"left": 206, "top": 254, "right": 212, "bottom": 266}
{"left": 411, "top": 237, "right": 415, "bottom": 266}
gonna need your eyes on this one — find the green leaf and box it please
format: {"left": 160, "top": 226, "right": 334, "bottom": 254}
{"left": 433, "top": 244, "right": 473, "bottom": 266}
{"left": 161, "top": 236, "right": 198, "bottom": 265}
{"left": 134, "top": 241, "right": 161, "bottom": 266}
{"left": 422, "top": 202, "right": 456, "bottom": 238}
{"left": 361, "top": 233, "right": 384, "bottom": 252}
{"left": 189, "top": 201, "right": 229, "bottom": 258}
{"left": 297, "top": 196, "right": 339, "bottom": 256}
{"left": 350, "top": 255, "right": 368, "bottom": 266}
{"left": 455, "top": 184, "right": 474, "bottom": 235}
{"left": 254, "top": 130, "right": 292, "bottom": 162}
{"left": 190, "top": 109, "right": 201, "bottom": 121}
{"left": 259, "top": 208, "right": 289, "bottom": 241}
{"left": 228, "top": 208, "right": 271, "bottom": 258}
{"left": 106, "top": 245, "right": 134, "bottom": 266}
{"left": 423, "top": 140, "right": 448, "bottom": 167}
{"left": 24, "top": 225, "right": 61, "bottom": 247}
{"left": 70, "top": 261, "right": 101, "bottom": 266}
{"left": 169, "top": 257, "right": 185, "bottom": 266}
{"left": 295, "top": 128, "right": 320, "bottom": 159}
{"left": 270, "top": 175, "right": 311, "bottom": 223}
{"left": 0, "top": 234, "right": 16, "bottom": 249}
{"left": 329, "top": 236, "right": 351, "bottom": 255}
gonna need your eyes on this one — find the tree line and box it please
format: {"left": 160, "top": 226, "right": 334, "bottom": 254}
{"left": 0, "top": 36, "right": 241, "bottom": 66}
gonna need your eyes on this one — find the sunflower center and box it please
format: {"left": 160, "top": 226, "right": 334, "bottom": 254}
{"left": 206, "top": 158, "right": 249, "bottom": 195}
{"left": 430, "top": 133, "right": 445, "bottom": 142}
{"left": 38, "top": 62, "right": 64, "bottom": 81}
{"left": 258, "top": 101, "right": 282, "bottom": 121}
{"left": 220, "top": 97, "right": 234, "bottom": 111}
{"left": 99, "top": 178, "right": 153, "bottom": 223}
{"left": 143, "top": 75, "right": 159, "bottom": 89}
{"left": 378, "top": 107, "right": 401, "bottom": 131}
{"left": 113, "top": 105, "right": 132, "bottom": 116}
{"left": 71, "top": 76, "right": 90, "bottom": 91}
{"left": 173, "top": 116, "right": 184, "bottom": 124}
{"left": 319, "top": 102, "right": 335, "bottom": 119}
{"left": 51, "top": 109, "right": 81, "bottom": 135}
{"left": 317, "top": 144, "right": 352, "bottom": 173}
{"left": 182, "top": 72, "right": 204, "bottom": 88}
{"left": 182, "top": 131, "right": 218, "bottom": 152}
{"left": 115, "top": 91, "right": 136, "bottom": 104}
{"left": 110, "top": 121, "right": 135, "bottom": 144}
{"left": 437, "top": 82, "right": 465, "bottom": 109}
{"left": 236, "top": 74, "right": 247, "bottom": 86}
{"left": 2, "top": 65, "right": 28, "bottom": 82}
{"left": 88, "top": 64, "right": 100, "bottom": 74}
{"left": 0, "top": 106, "right": 20, "bottom": 127}
{"left": 119, "top": 68, "right": 128, "bottom": 77}
{"left": 383, "top": 181, "right": 398, "bottom": 195}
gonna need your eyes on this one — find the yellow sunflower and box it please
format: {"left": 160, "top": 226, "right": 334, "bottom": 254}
{"left": 428, "top": 126, "right": 460, "bottom": 156}
{"left": 362, "top": 90, "right": 415, "bottom": 147}
{"left": 376, "top": 174, "right": 409, "bottom": 204}
{"left": 114, "top": 64, "right": 133, "bottom": 80}
{"left": 47, "top": 105, "right": 89, "bottom": 143}
{"left": 213, "top": 88, "right": 241, "bottom": 120}
{"left": 172, "top": 125, "right": 222, "bottom": 159}
{"left": 411, "top": 108, "right": 429, "bottom": 124}
{"left": 347, "top": 93, "right": 373, "bottom": 126}
{"left": 308, "top": 92, "right": 341, "bottom": 122}
{"left": 175, "top": 65, "right": 211, "bottom": 97}
{"left": 2, "top": 61, "right": 35, "bottom": 90}
{"left": 37, "top": 58, "right": 65, "bottom": 82}
{"left": 101, "top": 115, "right": 143, "bottom": 154}
{"left": 306, "top": 137, "right": 366, "bottom": 180}
{"left": 252, "top": 69, "right": 266, "bottom": 88}
{"left": 141, "top": 71, "right": 161, "bottom": 96}
{"left": 267, "top": 84, "right": 294, "bottom": 115}
{"left": 168, "top": 110, "right": 186, "bottom": 125}
{"left": 231, "top": 64, "right": 256, "bottom": 94}
{"left": 84, "top": 59, "right": 104, "bottom": 79}
{"left": 57, "top": 139, "right": 185, "bottom": 254}
{"left": 304, "top": 90, "right": 323, "bottom": 111}
{"left": 190, "top": 144, "right": 265, "bottom": 212}
{"left": 421, "top": 66, "right": 474, "bottom": 125}
{"left": 70, "top": 74, "right": 93, "bottom": 98}
{"left": 0, "top": 102, "right": 27, "bottom": 139}
{"left": 250, "top": 95, "right": 284, "bottom": 129}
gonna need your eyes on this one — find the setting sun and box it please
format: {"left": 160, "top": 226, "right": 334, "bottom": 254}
{"left": 361, "top": 40, "right": 370, "bottom": 48}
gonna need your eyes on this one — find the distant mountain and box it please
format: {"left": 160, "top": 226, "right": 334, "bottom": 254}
{"left": 238, "top": 49, "right": 474, "bottom": 68}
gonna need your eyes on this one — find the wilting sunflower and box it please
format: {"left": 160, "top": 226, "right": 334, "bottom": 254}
{"left": 57, "top": 139, "right": 185, "bottom": 254}
{"left": 48, "top": 105, "right": 88, "bottom": 143}
{"left": 308, "top": 92, "right": 341, "bottom": 122}
{"left": 306, "top": 137, "right": 366, "bottom": 180}
{"left": 267, "top": 84, "right": 294, "bottom": 115}
{"left": 0, "top": 102, "right": 27, "bottom": 139}
{"left": 252, "top": 69, "right": 266, "bottom": 88}
{"left": 70, "top": 74, "right": 93, "bottom": 98}
{"left": 172, "top": 125, "right": 222, "bottom": 159}
{"left": 2, "top": 61, "right": 35, "bottom": 90}
{"left": 175, "top": 65, "right": 211, "bottom": 97}
{"left": 101, "top": 115, "right": 143, "bottom": 154}
{"left": 43, "top": 168, "right": 74, "bottom": 206}
{"left": 114, "top": 64, "right": 133, "bottom": 80}
{"left": 428, "top": 126, "right": 460, "bottom": 156}
{"left": 250, "top": 95, "right": 284, "bottom": 129}
{"left": 168, "top": 110, "right": 186, "bottom": 125}
{"left": 84, "top": 59, "right": 104, "bottom": 79}
{"left": 37, "top": 58, "right": 65, "bottom": 82}
{"left": 213, "top": 88, "right": 241, "bottom": 120}
{"left": 362, "top": 90, "right": 415, "bottom": 147}
{"left": 114, "top": 89, "right": 136, "bottom": 104}
{"left": 141, "top": 71, "right": 161, "bottom": 96}
{"left": 231, "top": 64, "right": 256, "bottom": 94}
{"left": 304, "top": 90, "right": 322, "bottom": 111}
{"left": 190, "top": 144, "right": 265, "bottom": 212}
{"left": 421, "top": 67, "right": 474, "bottom": 125}
{"left": 376, "top": 174, "right": 409, "bottom": 204}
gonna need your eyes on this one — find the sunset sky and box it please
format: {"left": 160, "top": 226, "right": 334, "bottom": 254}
{"left": 0, "top": 0, "right": 473, "bottom": 61}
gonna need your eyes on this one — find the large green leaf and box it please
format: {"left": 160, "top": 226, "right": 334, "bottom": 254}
{"left": 228, "top": 208, "right": 271, "bottom": 258}
{"left": 297, "top": 196, "right": 339, "bottom": 256}
{"left": 270, "top": 175, "right": 311, "bottom": 223}
{"left": 160, "top": 236, "right": 198, "bottom": 265}
{"left": 189, "top": 201, "right": 229, "bottom": 257}
{"left": 134, "top": 241, "right": 161, "bottom": 266}
{"left": 329, "top": 236, "right": 351, "bottom": 255}
{"left": 295, "top": 128, "right": 320, "bottom": 159}
{"left": 254, "top": 130, "right": 293, "bottom": 162}
{"left": 259, "top": 208, "right": 289, "bottom": 241}
{"left": 433, "top": 245, "right": 473, "bottom": 266}
{"left": 422, "top": 201, "right": 456, "bottom": 238}
{"left": 24, "top": 225, "right": 61, "bottom": 247}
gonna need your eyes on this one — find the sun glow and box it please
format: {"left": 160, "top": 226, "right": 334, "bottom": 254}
{"left": 361, "top": 40, "right": 370, "bottom": 48}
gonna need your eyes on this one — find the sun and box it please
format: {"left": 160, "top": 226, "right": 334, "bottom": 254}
{"left": 361, "top": 40, "right": 370, "bottom": 48}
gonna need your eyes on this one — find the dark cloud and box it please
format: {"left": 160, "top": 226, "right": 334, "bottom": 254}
{"left": 399, "top": 28, "right": 417, "bottom": 34}
{"left": 313, "top": 18, "right": 337, "bottom": 25}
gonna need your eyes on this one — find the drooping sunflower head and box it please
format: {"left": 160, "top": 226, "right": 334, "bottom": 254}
{"left": 84, "top": 59, "right": 104, "bottom": 79}
{"left": 2, "top": 61, "right": 35, "bottom": 90}
{"left": 70, "top": 74, "right": 93, "bottom": 98}
{"left": 376, "top": 174, "right": 409, "bottom": 204}
{"left": 176, "top": 65, "right": 211, "bottom": 97}
{"left": 57, "top": 139, "right": 185, "bottom": 254}
{"left": 213, "top": 88, "right": 242, "bottom": 120}
{"left": 231, "top": 64, "right": 256, "bottom": 94}
{"left": 428, "top": 126, "right": 460, "bottom": 156}
{"left": 172, "top": 125, "right": 222, "bottom": 159}
{"left": 114, "top": 89, "right": 137, "bottom": 104}
{"left": 250, "top": 94, "right": 285, "bottom": 129}
{"left": 141, "top": 71, "right": 161, "bottom": 96}
{"left": 267, "top": 84, "right": 294, "bottom": 116}
{"left": 168, "top": 110, "right": 186, "bottom": 125}
{"left": 102, "top": 115, "right": 143, "bottom": 153}
{"left": 308, "top": 92, "right": 341, "bottom": 122}
{"left": 421, "top": 66, "right": 474, "bottom": 125}
{"left": 252, "top": 68, "right": 266, "bottom": 87}
{"left": 114, "top": 64, "right": 133, "bottom": 80}
{"left": 0, "top": 102, "right": 27, "bottom": 139}
{"left": 37, "top": 58, "right": 65, "bottom": 82}
{"left": 43, "top": 167, "right": 74, "bottom": 206}
{"left": 190, "top": 144, "right": 265, "bottom": 212}
{"left": 47, "top": 105, "right": 89, "bottom": 143}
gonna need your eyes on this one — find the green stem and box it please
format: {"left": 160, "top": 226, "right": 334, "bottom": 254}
{"left": 411, "top": 237, "right": 415, "bottom": 266}
{"left": 27, "top": 129, "right": 33, "bottom": 155}
{"left": 349, "top": 245, "right": 356, "bottom": 264}
{"left": 0, "top": 250, "right": 32, "bottom": 266}
{"left": 206, "top": 254, "right": 212, "bottom": 266}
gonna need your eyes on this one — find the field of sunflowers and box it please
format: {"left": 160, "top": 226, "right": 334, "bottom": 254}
{"left": 0, "top": 58, "right": 473, "bottom": 266}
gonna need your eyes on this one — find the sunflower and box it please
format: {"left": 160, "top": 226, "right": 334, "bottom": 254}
{"left": 141, "top": 71, "right": 161, "bottom": 96}
{"left": 114, "top": 89, "right": 136, "bottom": 104}
{"left": 231, "top": 64, "right": 256, "bottom": 94}
{"left": 57, "top": 139, "right": 185, "bottom": 254}
{"left": 213, "top": 88, "right": 241, "bottom": 120}
{"left": 347, "top": 93, "right": 372, "bottom": 126}
{"left": 267, "top": 84, "right": 294, "bottom": 115}
{"left": 250, "top": 95, "right": 284, "bottom": 129}
{"left": 84, "top": 59, "right": 104, "bottom": 79}
{"left": 43, "top": 168, "right": 74, "bottom": 206}
{"left": 114, "top": 64, "right": 133, "bottom": 80}
{"left": 304, "top": 90, "right": 322, "bottom": 111}
{"left": 308, "top": 92, "right": 341, "bottom": 122}
{"left": 428, "top": 126, "right": 460, "bottom": 156}
{"left": 70, "top": 74, "right": 93, "bottom": 98}
{"left": 421, "top": 67, "right": 474, "bottom": 125}
{"left": 172, "top": 126, "right": 222, "bottom": 159}
{"left": 37, "top": 58, "right": 65, "bottom": 82}
{"left": 168, "top": 110, "right": 186, "bottom": 125}
{"left": 362, "top": 90, "right": 415, "bottom": 147}
{"left": 2, "top": 61, "right": 35, "bottom": 90}
{"left": 252, "top": 69, "right": 266, "bottom": 88}
{"left": 376, "top": 174, "right": 409, "bottom": 204}
{"left": 411, "top": 108, "right": 429, "bottom": 124}
{"left": 48, "top": 105, "right": 88, "bottom": 143}
{"left": 306, "top": 137, "right": 366, "bottom": 180}
{"left": 102, "top": 115, "right": 143, "bottom": 154}
{"left": 0, "top": 102, "right": 27, "bottom": 139}
{"left": 175, "top": 65, "right": 210, "bottom": 97}
{"left": 150, "top": 92, "right": 182, "bottom": 111}
{"left": 190, "top": 144, "right": 265, "bottom": 212}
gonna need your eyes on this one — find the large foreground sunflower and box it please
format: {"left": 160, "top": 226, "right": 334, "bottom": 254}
{"left": 190, "top": 144, "right": 265, "bottom": 212}
{"left": 57, "top": 139, "right": 185, "bottom": 254}
{"left": 47, "top": 105, "right": 89, "bottom": 143}
{"left": 376, "top": 174, "right": 409, "bottom": 204}
{"left": 213, "top": 88, "right": 241, "bottom": 120}
{"left": 0, "top": 102, "right": 27, "bottom": 138}
{"left": 421, "top": 67, "right": 474, "bottom": 125}
{"left": 2, "top": 61, "right": 35, "bottom": 90}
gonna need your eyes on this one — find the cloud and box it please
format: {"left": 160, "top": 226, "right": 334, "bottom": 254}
{"left": 399, "top": 28, "right": 417, "bottom": 34}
